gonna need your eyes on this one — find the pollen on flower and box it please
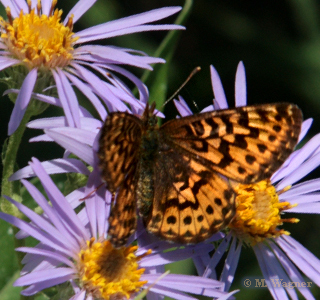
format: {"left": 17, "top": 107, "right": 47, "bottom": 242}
{"left": 229, "top": 180, "right": 299, "bottom": 245}
{"left": 77, "top": 238, "right": 151, "bottom": 300}
{"left": 0, "top": 0, "right": 78, "bottom": 69}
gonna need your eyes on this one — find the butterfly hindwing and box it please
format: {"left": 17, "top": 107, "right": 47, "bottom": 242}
{"left": 161, "top": 103, "right": 302, "bottom": 184}
{"left": 142, "top": 148, "right": 235, "bottom": 243}
{"left": 108, "top": 171, "right": 137, "bottom": 248}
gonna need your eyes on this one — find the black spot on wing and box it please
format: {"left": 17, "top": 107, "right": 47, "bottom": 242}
{"left": 183, "top": 216, "right": 192, "bottom": 225}
{"left": 257, "top": 144, "right": 267, "bottom": 154}
{"left": 234, "top": 134, "right": 248, "bottom": 149}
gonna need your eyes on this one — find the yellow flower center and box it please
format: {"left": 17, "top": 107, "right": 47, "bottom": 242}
{"left": 78, "top": 238, "right": 151, "bottom": 300}
{"left": 229, "top": 179, "right": 299, "bottom": 245}
{"left": 0, "top": 0, "right": 77, "bottom": 69}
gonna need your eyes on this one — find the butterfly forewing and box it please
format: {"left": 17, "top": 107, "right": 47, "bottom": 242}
{"left": 99, "top": 112, "right": 142, "bottom": 192}
{"left": 99, "top": 102, "right": 302, "bottom": 246}
{"left": 161, "top": 103, "right": 302, "bottom": 184}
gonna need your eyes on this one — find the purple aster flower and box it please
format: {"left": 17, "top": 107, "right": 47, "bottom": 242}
{"left": 0, "top": 0, "right": 183, "bottom": 134}
{"left": 2, "top": 157, "right": 235, "bottom": 299}
{"left": 176, "top": 62, "right": 320, "bottom": 299}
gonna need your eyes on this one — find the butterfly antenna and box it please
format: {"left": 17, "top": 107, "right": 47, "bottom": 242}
{"left": 192, "top": 98, "right": 200, "bottom": 113}
{"left": 162, "top": 66, "right": 201, "bottom": 108}
{"left": 79, "top": 183, "right": 104, "bottom": 201}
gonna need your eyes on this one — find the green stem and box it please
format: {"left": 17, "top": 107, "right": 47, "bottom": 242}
{"left": 141, "top": 0, "right": 193, "bottom": 85}
{"left": 1, "top": 104, "right": 35, "bottom": 216}
{"left": 139, "top": 0, "right": 193, "bottom": 109}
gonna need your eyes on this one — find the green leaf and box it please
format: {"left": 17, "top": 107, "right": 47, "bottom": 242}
{"left": 141, "top": 0, "right": 193, "bottom": 110}
{"left": 0, "top": 219, "right": 20, "bottom": 300}
{"left": 0, "top": 271, "right": 22, "bottom": 300}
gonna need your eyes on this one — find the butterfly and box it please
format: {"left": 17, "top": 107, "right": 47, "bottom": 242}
{"left": 98, "top": 102, "right": 302, "bottom": 247}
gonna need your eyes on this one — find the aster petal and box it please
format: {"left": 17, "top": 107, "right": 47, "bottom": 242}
{"left": 20, "top": 244, "right": 59, "bottom": 271}
{"left": 16, "top": 247, "right": 74, "bottom": 268}
{"left": 7, "top": 68, "right": 38, "bottom": 134}
{"left": 268, "top": 241, "right": 316, "bottom": 299}
{"left": 79, "top": 24, "right": 184, "bottom": 44}
{"left": 145, "top": 273, "right": 223, "bottom": 289}
{"left": 14, "top": 268, "right": 75, "bottom": 290}
{"left": 5, "top": 88, "right": 61, "bottom": 106}
{"left": 144, "top": 275, "right": 228, "bottom": 300}
{"left": 0, "top": 208, "right": 75, "bottom": 257}
{"left": 83, "top": 171, "right": 110, "bottom": 239}
{"left": 76, "top": 7, "right": 183, "bottom": 43}
{"left": 193, "top": 254, "right": 211, "bottom": 278}
{"left": 0, "top": 57, "right": 20, "bottom": 71}
{"left": 72, "top": 62, "right": 145, "bottom": 111}
{"left": 210, "top": 65, "right": 228, "bottom": 109}
{"left": 29, "top": 134, "right": 54, "bottom": 142}
{"left": 272, "top": 119, "right": 314, "bottom": 180}
{"left": 71, "top": 290, "right": 86, "bottom": 300}
{"left": 46, "top": 126, "right": 95, "bottom": 147}
{"left": 28, "top": 116, "right": 102, "bottom": 132}
{"left": 10, "top": 158, "right": 89, "bottom": 180}
{"left": 103, "top": 64, "right": 149, "bottom": 104}
{"left": 234, "top": 61, "right": 247, "bottom": 107}
{"left": 30, "top": 158, "right": 89, "bottom": 240}
{"left": 20, "top": 180, "right": 80, "bottom": 252}
{"left": 8, "top": 97, "right": 27, "bottom": 135}
{"left": 261, "top": 246, "right": 299, "bottom": 299}
{"left": 285, "top": 196, "right": 320, "bottom": 210}
{"left": 44, "top": 128, "right": 95, "bottom": 166}
{"left": 220, "top": 237, "right": 242, "bottom": 291}
{"left": 140, "top": 244, "right": 214, "bottom": 267}
{"left": 273, "top": 133, "right": 320, "bottom": 186}
{"left": 203, "top": 233, "right": 233, "bottom": 277}
{"left": 216, "top": 291, "right": 239, "bottom": 300}
{"left": 146, "top": 286, "right": 196, "bottom": 300}
{"left": 280, "top": 178, "right": 320, "bottom": 199}
{"left": 21, "top": 255, "right": 61, "bottom": 278}
{"left": 65, "top": 186, "right": 88, "bottom": 210}
{"left": 174, "top": 97, "right": 193, "bottom": 117}
{"left": 254, "top": 243, "right": 289, "bottom": 299}
{"left": 298, "top": 118, "right": 313, "bottom": 143}
{"left": 52, "top": 69, "right": 80, "bottom": 128}
{"left": 201, "top": 104, "right": 215, "bottom": 113}
{"left": 64, "top": 72, "right": 107, "bottom": 121}
{"left": 39, "top": 0, "right": 51, "bottom": 16}
{"left": 64, "top": 0, "right": 97, "bottom": 24}
{"left": 0, "top": 0, "right": 28, "bottom": 18}
{"left": 69, "top": 63, "right": 129, "bottom": 112}
{"left": 278, "top": 235, "right": 320, "bottom": 287}
{"left": 19, "top": 68, "right": 38, "bottom": 109}
{"left": 79, "top": 62, "right": 149, "bottom": 109}
{"left": 75, "top": 45, "right": 164, "bottom": 70}
{"left": 276, "top": 152, "right": 320, "bottom": 190}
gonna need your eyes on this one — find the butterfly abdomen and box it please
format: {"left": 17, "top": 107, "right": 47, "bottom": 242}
{"left": 136, "top": 128, "right": 160, "bottom": 218}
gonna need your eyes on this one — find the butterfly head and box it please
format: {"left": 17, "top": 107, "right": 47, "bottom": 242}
{"left": 141, "top": 102, "right": 158, "bottom": 130}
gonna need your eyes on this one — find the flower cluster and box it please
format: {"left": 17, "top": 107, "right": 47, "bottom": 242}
{"left": 0, "top": 1, "right": 320, "bottom": 300}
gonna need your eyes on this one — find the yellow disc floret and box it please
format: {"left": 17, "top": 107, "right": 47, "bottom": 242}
{"left": 0, "top": 0, "right": 77, "bottom": 69}
{"left": 78, "top": 238, "right": 151, "bottom": 300}
{"left": 229, "top": 179, "right": 299, "bottom": 245}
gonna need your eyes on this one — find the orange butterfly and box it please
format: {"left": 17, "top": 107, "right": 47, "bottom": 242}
{"left": 99, "top": 103, "right": 302, "bottom": 247}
